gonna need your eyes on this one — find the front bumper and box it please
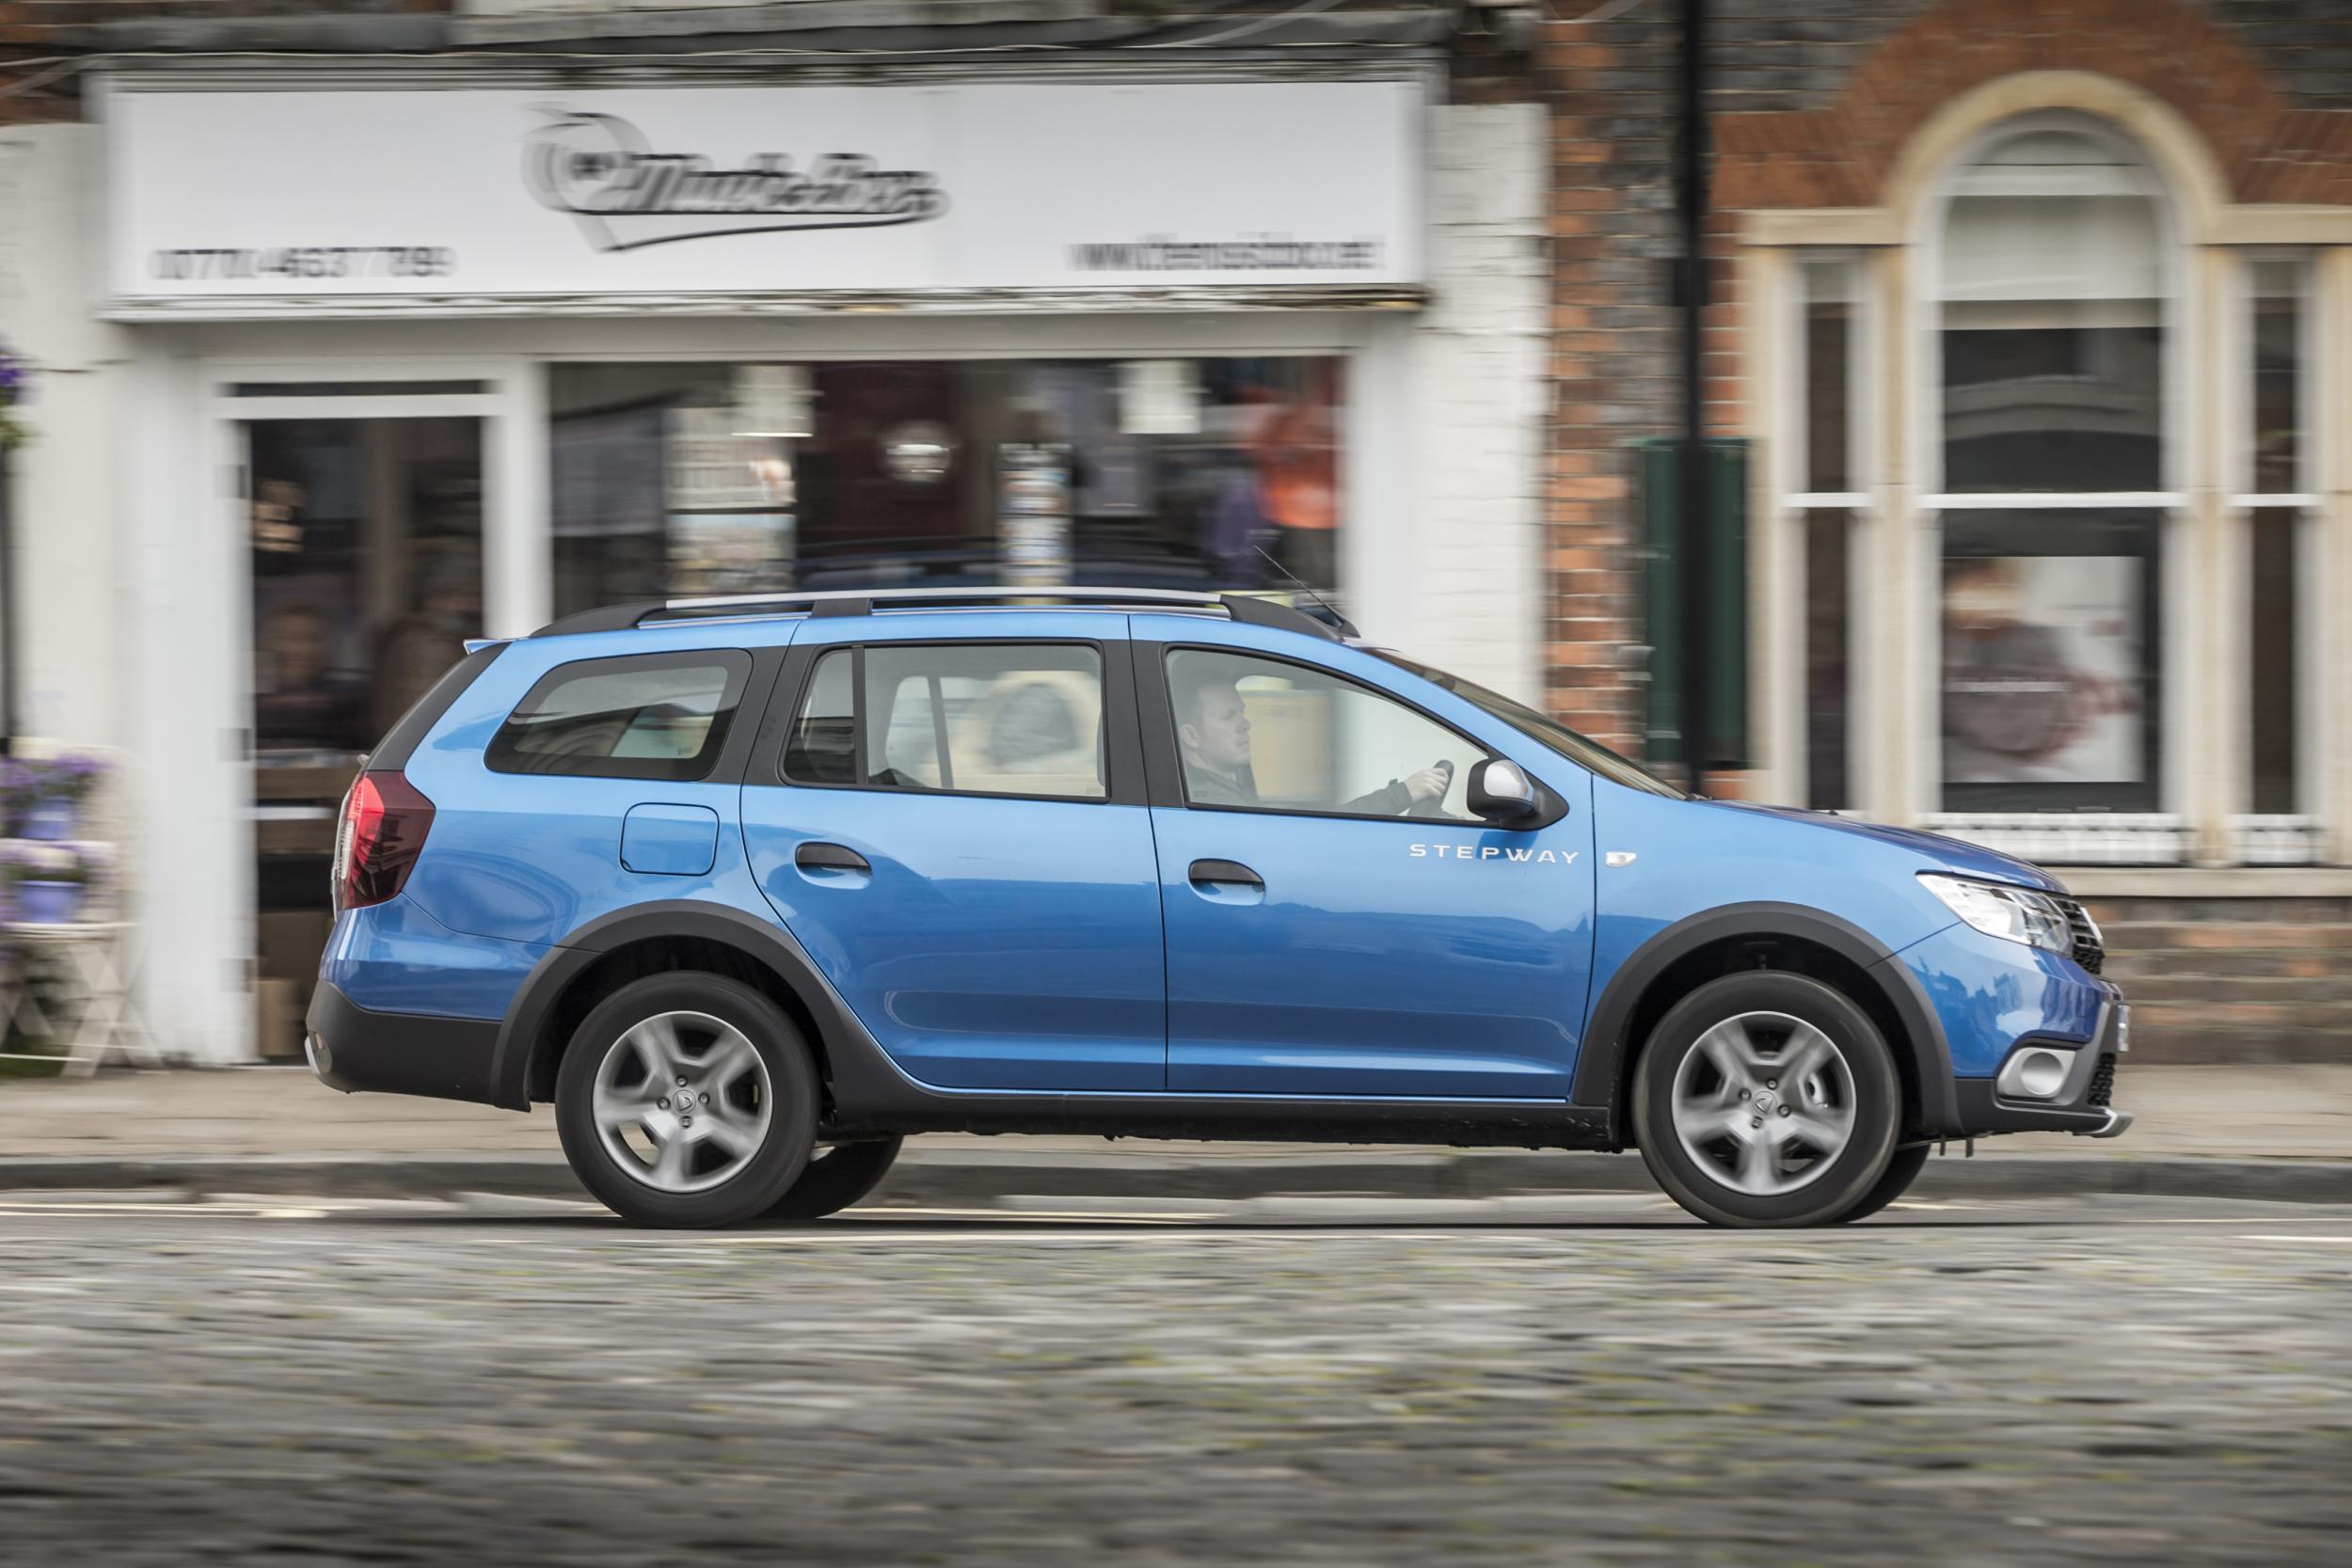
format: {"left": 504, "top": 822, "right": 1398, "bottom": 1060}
{"left": 1951, "top": 997, "right": 2131, "bottom": 1138}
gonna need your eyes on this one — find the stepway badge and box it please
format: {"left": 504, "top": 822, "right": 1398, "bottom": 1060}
{"left": 523, "top": 104, "right": 949, "bottom": 253}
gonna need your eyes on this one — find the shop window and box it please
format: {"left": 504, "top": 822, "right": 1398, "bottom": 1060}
{"left": 549, "top": 357, "right": 1346, "bottom": 615}
{"left": 1938, "top": 124, "right": 2164, "bottom": 496}
{"left": 1932, "top": 119, "right": 2173, "bottom": 821}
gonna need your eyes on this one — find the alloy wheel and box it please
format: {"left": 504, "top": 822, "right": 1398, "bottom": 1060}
{"left": 1669, "top": 1010, "right": 1857, "bottom": 1197}
{"left": 591, "top": 1009, "right": 772, "bottom": 1194}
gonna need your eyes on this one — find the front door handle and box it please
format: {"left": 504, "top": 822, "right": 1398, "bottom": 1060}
{"left": 795, "top": 842, "right": 871, "bottom": 874}
{"left": 1187, "top": 858, "right": 1263, "bottom": 889}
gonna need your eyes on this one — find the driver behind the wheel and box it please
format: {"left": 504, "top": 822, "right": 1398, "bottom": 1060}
{"left": 1172, "top": 671, "right": 1450, "bottom": 816}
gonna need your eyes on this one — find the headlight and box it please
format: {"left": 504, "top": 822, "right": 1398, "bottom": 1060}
{"left": 1917, "top": 873, "right": 2073, "bottom": 954}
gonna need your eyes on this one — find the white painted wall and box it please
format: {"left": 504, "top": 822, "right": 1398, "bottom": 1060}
{"left": 1385, "top": 102, "right": 1549, "bottom": 709}
{"left": 0, "top": 125, "right": 133, "bottom": 751}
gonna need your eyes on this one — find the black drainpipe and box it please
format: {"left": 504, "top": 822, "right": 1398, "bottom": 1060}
{"left": 1677, "top": 0, "right": 1709, "bottom": 794}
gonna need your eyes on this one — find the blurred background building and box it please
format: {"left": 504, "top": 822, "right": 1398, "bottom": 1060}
{"left": 0, "top": 0, "right": 2344, "bottom": 1069}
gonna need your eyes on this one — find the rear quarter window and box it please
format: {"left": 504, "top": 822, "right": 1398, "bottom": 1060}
{"left": 486, "top": 650, "right": 753, "bottom": 781}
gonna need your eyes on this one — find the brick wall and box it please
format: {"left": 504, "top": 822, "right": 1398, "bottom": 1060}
{"left": 1535, "top": 0, "right": 1680, "bottom": 756}
{"left": 2087, "top": 898, "right": 2352, "bottom": 1064}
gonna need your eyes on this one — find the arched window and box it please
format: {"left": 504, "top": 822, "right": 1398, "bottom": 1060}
{"left": 1931, "top": 114, "right": 2171, "bottom": 817}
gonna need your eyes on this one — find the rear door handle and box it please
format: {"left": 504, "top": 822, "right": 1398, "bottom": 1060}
{"left": 1187, "top": 858, "right": 1263, "bottom": 889}
{"left": 796, "top": 842, "right": 871, "bottom": 874}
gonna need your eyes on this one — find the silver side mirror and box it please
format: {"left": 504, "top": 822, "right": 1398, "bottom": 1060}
{"left": 1469, "top": 758, "right": 1539, "bottom": 824}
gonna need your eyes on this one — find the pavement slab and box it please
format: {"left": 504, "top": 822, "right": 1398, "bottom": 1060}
{"left": 3, "top": 1062, "right": 2348, "bottom": 1163}
{"left": 3, "top": 1062, "right": 2350, "bottom": 1208}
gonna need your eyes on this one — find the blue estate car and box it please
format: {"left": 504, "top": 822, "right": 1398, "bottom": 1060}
{"left": 309, "top": 587, "right": 2130, "bottom": 1228}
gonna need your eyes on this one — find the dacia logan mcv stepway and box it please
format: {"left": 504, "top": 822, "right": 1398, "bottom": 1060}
{"left": 310, "top": 588, "right": 2130, "bottom": 1227}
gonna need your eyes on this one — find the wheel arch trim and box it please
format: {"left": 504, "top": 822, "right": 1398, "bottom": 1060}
{"left": 489, "top": 900, "right": 863, "bottom": 1112}
{"left": 1570, "top": 902, "right": 1961, "bottom": 1139}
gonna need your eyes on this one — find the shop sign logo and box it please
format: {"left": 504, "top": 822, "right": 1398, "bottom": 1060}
{"left": 524, "top": 104, "right": 949, "bottom": 253}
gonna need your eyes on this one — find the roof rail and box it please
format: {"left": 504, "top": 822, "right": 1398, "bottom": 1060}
{"left": 530, "top": 586, "right": 1349, "bottom": 641}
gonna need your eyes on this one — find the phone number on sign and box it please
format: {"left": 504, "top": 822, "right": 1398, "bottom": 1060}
{"left": 150, "top": 247, "right": 457, "bottom": 281}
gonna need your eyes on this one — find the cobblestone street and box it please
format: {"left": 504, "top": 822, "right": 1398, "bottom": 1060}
{"left": 3, "top": 1193, "right": 2347, "bottom": 1565}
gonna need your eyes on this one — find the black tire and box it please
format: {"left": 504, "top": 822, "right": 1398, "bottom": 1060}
{"left": 1630, "top": 971, "right": 1900, "bottom": 1228}
{"left": 764, "top": 1136, "right": 906, "bottom": 1222}
{"left": 555, "top": 973, "right": 818, "bottom": 1228}
{"left": 1834, "top": 1143, "right": 1932, "bottom": 1224}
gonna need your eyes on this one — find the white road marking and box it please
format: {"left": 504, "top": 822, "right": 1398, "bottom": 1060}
{"left": 2137, "top": 1214, "right": 2352, "bottom": 1225}
{"left": 862, "top": 1205, "right": 1218, "bottom": 1223}
{"left": 2233, "top": 1234, "right": 2352, "bottom": 1243}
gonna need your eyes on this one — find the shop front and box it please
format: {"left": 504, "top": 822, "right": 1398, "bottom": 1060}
{"left": 72, "top": 63, "right": 1548, "bottom": 1062}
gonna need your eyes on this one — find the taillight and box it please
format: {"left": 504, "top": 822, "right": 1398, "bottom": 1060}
{"left": 334, "top": 770, "right": 437, "bottom": 911}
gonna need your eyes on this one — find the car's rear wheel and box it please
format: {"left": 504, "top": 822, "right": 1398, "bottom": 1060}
{"left": 1631, "top": 972, "right": 1900, "bottom": 1228}
{"left": 763, "top": 1136, "right": 905, "bottom": 1222}
{"left": 555, "top": 974, "right": 817, "bottom": 1227}
{"left": 1834, "top": 1143, "right": 1932, "bottom": 1224}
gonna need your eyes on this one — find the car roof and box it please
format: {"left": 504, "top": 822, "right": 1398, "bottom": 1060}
{"left": 528, "top": 588, "right": 1353, "bottom": 644}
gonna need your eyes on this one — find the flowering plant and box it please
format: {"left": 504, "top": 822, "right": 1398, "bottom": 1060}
{"left": 0, "top": 342, "right": 29, "bottom": 451}
{"left": 36, "top": 752, "right": 109, "bottom": 806}
{"left": 0, "top": 839, "right": 101, "bottom": 884}
{"left": 0, "top": 760, "right": 36, "bottom": 826}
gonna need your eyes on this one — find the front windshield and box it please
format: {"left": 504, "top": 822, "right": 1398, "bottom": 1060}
{"left": 1372, "top": 652, "right": 1687, "bottom": 800}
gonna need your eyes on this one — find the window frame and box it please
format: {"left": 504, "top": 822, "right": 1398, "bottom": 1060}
{"left": 1140, "top": 641, "right": 1524, "bottom": 828}
{"left": 1913, "top": 110, "right": 2187, "bottom": 832}
{"left": 767, "top": 636, "right": 1142, "bottom": 808}
{"left": 485, "top": 648, "right": 756, "bottom": 783}
{"left": 1776, "top": 251, "right": 1872, "bottom": 815}
{"left": 2231, "top": 250, "right": 2322, "bottom": 847}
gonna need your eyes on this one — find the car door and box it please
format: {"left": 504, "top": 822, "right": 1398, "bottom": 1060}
{"left": 1136, "top": 621, "right": 1596, "bottom": 1099}
{"left": 739, "top": 612, "right": 1167, "bottom": 1091}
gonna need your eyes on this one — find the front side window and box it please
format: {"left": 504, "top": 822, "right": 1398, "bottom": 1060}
{"left": 1372, "top": 651, "right": 1681, "bottom": 800}
{"left": 783, "top": 644, "right": 1106, "bottom": 801}
{"left": 1166, "top": 649, "right": 1484, "bottom": 821}
{"left": 487, "top": 651, "right": 751, "bottom": 780}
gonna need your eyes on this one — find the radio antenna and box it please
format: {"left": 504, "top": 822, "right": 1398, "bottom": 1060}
{"left": 1250, "top": 544, "right": 1356, "bottom": 637}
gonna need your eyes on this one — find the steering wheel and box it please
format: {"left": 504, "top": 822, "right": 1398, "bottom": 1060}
{"left": 1405, "top": 757, "right": 1456, "bottom": 819}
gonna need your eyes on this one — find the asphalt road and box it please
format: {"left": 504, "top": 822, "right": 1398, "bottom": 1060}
{"left": 4, "top": 1191, "right": 2347, "bottom": 1566}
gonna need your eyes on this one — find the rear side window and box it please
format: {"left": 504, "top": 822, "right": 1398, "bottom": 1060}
{"left": 783, "top": 643, "right": 1107, "bottom": 801}
{"left": 487, "top": 650, "right": 752, "bottom": 781}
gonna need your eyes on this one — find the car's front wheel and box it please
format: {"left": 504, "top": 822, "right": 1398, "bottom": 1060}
{"left": 1631, "top": 972, "right": 1900, "bottom": 1227}
{"left": 555, "top": 974, "right": 818, "bottom": 1227}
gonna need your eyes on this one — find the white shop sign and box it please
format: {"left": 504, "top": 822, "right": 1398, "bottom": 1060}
{"left": 103, "top": 79, "right": 1422, "bottom": 309}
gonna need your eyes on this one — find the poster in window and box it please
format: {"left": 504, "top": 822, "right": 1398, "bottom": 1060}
{"left": 1942, "top": 556, "right": 2142, "bottom": 785}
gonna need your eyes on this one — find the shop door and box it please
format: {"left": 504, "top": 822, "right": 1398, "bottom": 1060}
{"left": 243, "top": 415, "right": 485, "bottom": 1058}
